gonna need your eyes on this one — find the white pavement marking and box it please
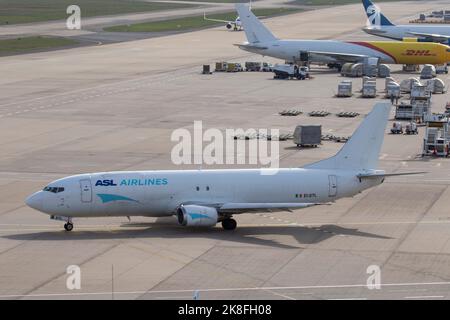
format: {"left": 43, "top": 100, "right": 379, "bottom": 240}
{"left": 405, "top": 296, "right": 444, "bottom": 299}
{"left": 1, "top": 282, "right": 450, "bottom": 299}
{"left": 328, "top": 298, "right": 367, "bottom": 300}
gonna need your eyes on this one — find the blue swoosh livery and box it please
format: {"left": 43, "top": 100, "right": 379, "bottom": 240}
{"left": 97, "top": 194, "right": 139, "bottom": 203}
{"left": 188, "top": 213, "right": 214, "bottom": 220}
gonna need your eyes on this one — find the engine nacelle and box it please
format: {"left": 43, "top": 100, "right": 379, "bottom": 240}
{"left": 177, "top": 205, "right": 218, "bottom": 227}
{"left": 226, "top": 23, "right": 232, "bottom": 30}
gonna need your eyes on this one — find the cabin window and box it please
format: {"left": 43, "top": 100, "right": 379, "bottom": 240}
{"left": 196, "top": 186, "right": 200, "bottom": 191}
{"left": 206, "top": 186, "right": 210, "bottom": 191}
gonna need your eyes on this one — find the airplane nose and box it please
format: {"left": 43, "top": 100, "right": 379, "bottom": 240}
{"left": 25, "top": 191, "right": 44, "bottom": 212}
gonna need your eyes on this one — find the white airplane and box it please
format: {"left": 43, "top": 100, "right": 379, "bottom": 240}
{"left": 26, "top": 103, "right": 422, "bottom": 232}
{"left": 362, "top": 0, "right": 450, "bottom": 44}
{"left": 234, "top": 4, "right": 450, "bottom": 67}
{"left": 204, "top": 12, "right": 242, "bottom": 31}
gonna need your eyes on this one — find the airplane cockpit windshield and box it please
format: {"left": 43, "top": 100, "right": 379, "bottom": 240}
{"left": 43, "top": 186, "right": 65, "bottom": 193}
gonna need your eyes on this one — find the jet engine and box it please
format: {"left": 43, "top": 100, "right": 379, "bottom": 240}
{"left": 177, "top": 205, "right": 218, "bottom": 227}
{"left": 226, "top": 23, "right": 232, "bottom": 30}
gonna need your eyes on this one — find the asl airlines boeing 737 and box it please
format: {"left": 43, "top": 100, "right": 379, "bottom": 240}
{"left": 26, "top": 103, "right": 422, "bottom": 232}
{"left": 362, "top": 0, "right": 450, "bottom": 44}
{"left": 234, "top": 4, "right": 450, "bottom": 66}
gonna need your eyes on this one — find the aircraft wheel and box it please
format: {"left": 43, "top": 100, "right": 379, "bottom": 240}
{"left": 222, "top": 218, "right": 237, "bottom": 231}
{"left": 64, "top": 223, "right": 73, "bottom": 232}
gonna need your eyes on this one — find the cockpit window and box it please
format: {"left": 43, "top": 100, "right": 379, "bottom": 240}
{"left": 43, "top": 186, "right": 65, "bottom": 193}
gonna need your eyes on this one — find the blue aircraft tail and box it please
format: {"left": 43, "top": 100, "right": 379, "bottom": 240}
{"left": 362, "top": 0, "right": 394, "bottom": 26}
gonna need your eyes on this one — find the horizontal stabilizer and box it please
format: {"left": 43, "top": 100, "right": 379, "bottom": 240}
{"left": 234, "top": 43, "right": 268, "bottom": 50}
{"left": 357, "top": 171, "right": 427, "bottom": 179}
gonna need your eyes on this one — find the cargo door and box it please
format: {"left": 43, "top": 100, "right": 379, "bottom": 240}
{"left": 80, "top": 179, "right": 92, "bottom": 203}
{"left": 328, "top": 175, "right": 337, "bottom": 197}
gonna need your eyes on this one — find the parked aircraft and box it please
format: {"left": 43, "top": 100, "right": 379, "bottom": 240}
{"left": 204, "top": 13, "right": 242, "bottom": 31}
{"left": 362, "top": 0, "right": 450, "bottom": 44}
{"left": 235, "top": 4, "right": 450, "bottom": 67}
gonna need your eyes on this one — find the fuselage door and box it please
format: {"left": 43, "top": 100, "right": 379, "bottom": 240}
{"left": 80, "top": 179, "right": 92, "bottom": 203}
{"left": 328, "top": 175, "right": 337, "bottom": 197}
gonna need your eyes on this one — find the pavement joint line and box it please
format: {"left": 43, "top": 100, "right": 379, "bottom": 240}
{"left": 1, "top": 281, "right": 450, "bottom": 299}
{"left": 405, "top": 295, "right": 444, "bottom": 299}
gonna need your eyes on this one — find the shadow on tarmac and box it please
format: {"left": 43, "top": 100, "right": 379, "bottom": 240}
{"left": 3, "top": 218, "right": 391, "bottom": 250}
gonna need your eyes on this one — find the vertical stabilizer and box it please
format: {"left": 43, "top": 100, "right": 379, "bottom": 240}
{"left": 305, "top": 103, "right": 391, "bottom": 171}
{"left": 235, "top": 4, "right": 277, "bottom": 44}
{"left": 362, "top": 0, "right": 395, "bottom": 27}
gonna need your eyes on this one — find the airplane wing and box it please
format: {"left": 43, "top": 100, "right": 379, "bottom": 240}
{"left": 220, "top": 202, "right": 321, "bottom": 212}
{"left": 203, "top": 13, "right": 233, "bottom": 24}
{"left": 406, "top": 31, "right": 450, "bottom": 43}
{"left": 308, "top": 50, "right": 369, "bottom": 63}
{"left": 180, "top": 201, "right": 323, "bottom": 214}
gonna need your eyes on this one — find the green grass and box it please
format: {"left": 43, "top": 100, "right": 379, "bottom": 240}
{"left": 290, "top": 0, "right": 416, "bottom": 5}
{"left": 0, "top": 0, "right": 194, "bottom": 25}
{"left": 0, "top": 36, "right": 78, "bottom": 55}
{"left": 104, "top": 8, "right": 302, "bottom": 32}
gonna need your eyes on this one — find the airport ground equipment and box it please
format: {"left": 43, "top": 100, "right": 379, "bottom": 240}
{"left": 385, "top": 77, "right": 401, "bottom": 98}
{"left": 245, "top": 62, "right": 261, "bottom": 71}
{"left": 405, "top": 122, "right": 418, "bottom": 135}
{"left": 391, "top": 122, "right": 404, "bottom": 134}
{"left": 411, "top": 83, "right": 432, "bottom": 99}
{"left": 227, "top": 63, "right": 243, "bottom": 72}
{"left": 400, "top": 77, "right": 421, "bottom": 93}
{"left": 436, "top": 64, "right": 448, "bottom": 74}
{"left": 403, "top": 64, "right": 420, "bottom": 72}
{"left": 261, "top": 62, "right": 274, "bottom": 72}
{"left": 420, "top": 64, "right": 437, "bottom": 79}
{"left": 337, "top": 80, "right": 353, "bottom": 97}
{"left": 309, "top": 111, "right": 331, "bottom": 117}
{"left": 422, "top": 117, "right": 450, "bottom": 157}
{"left": 363, "top": 57, "right": 379, "bottom": 77}
{"left": 321, "top": 134, "right": 350, "bottom": 143}
{"left": 202, "top": 65, "right": 212, "bottom": 75}
{"left": 362, "top": 77, "right": 377, "bottom": 98}
{"left": 378, "top": 64, "right": 391, "bottom": 78}
{"left": 385, "top": 77, "right": 397, "bottom": 91}
{"left": 294, "top": 125, "right": 321, "bottom": 147}
{"left": 425, "top": 78, "right": 447, "bottom": 94}
{"left": 340, "top": 63, "right": 363, "bottom": 77}
{"left": 445, "top": 102, "right": 450, "bottom": 117}
{"left": 279, "top": 109, "right": 302, "bottom": 116}
{"left": 395, "top": 97, "right": 431, "bottom": 122}
{"left": 273, "top": 64, "right": 309, "bottom": 79}
{"left": 215, "top": 62, "right": 228, "bottom": 72}
{"left": 233, "top": 132, "right": 292, "bottom": 141}
{"left": 337, "top": 112, "right": 360, "bottom": 118}
{"left": 386, "top": 83, "right": 401, "bottom": 98}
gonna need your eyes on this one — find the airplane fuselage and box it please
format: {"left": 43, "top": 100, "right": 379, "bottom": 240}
{"left": 363, "top": 24, "right": 450, "bottom": 42}
{"left": 240, "top": 39, "right": 450, "bottom": 65}
{"left": 26, "top": 168, "right": 381, "bottom": 218}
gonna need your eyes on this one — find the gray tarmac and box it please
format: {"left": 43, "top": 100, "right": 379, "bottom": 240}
{"left": 0, "top": 1, "right": 450, "bottom": 300}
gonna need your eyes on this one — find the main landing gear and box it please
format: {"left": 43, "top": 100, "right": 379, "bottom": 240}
{"left": 221, "top": 218, "right": 237, "bottom": 231}
{"left": 64, "top": 222, "right": 73, "bottom": 232}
